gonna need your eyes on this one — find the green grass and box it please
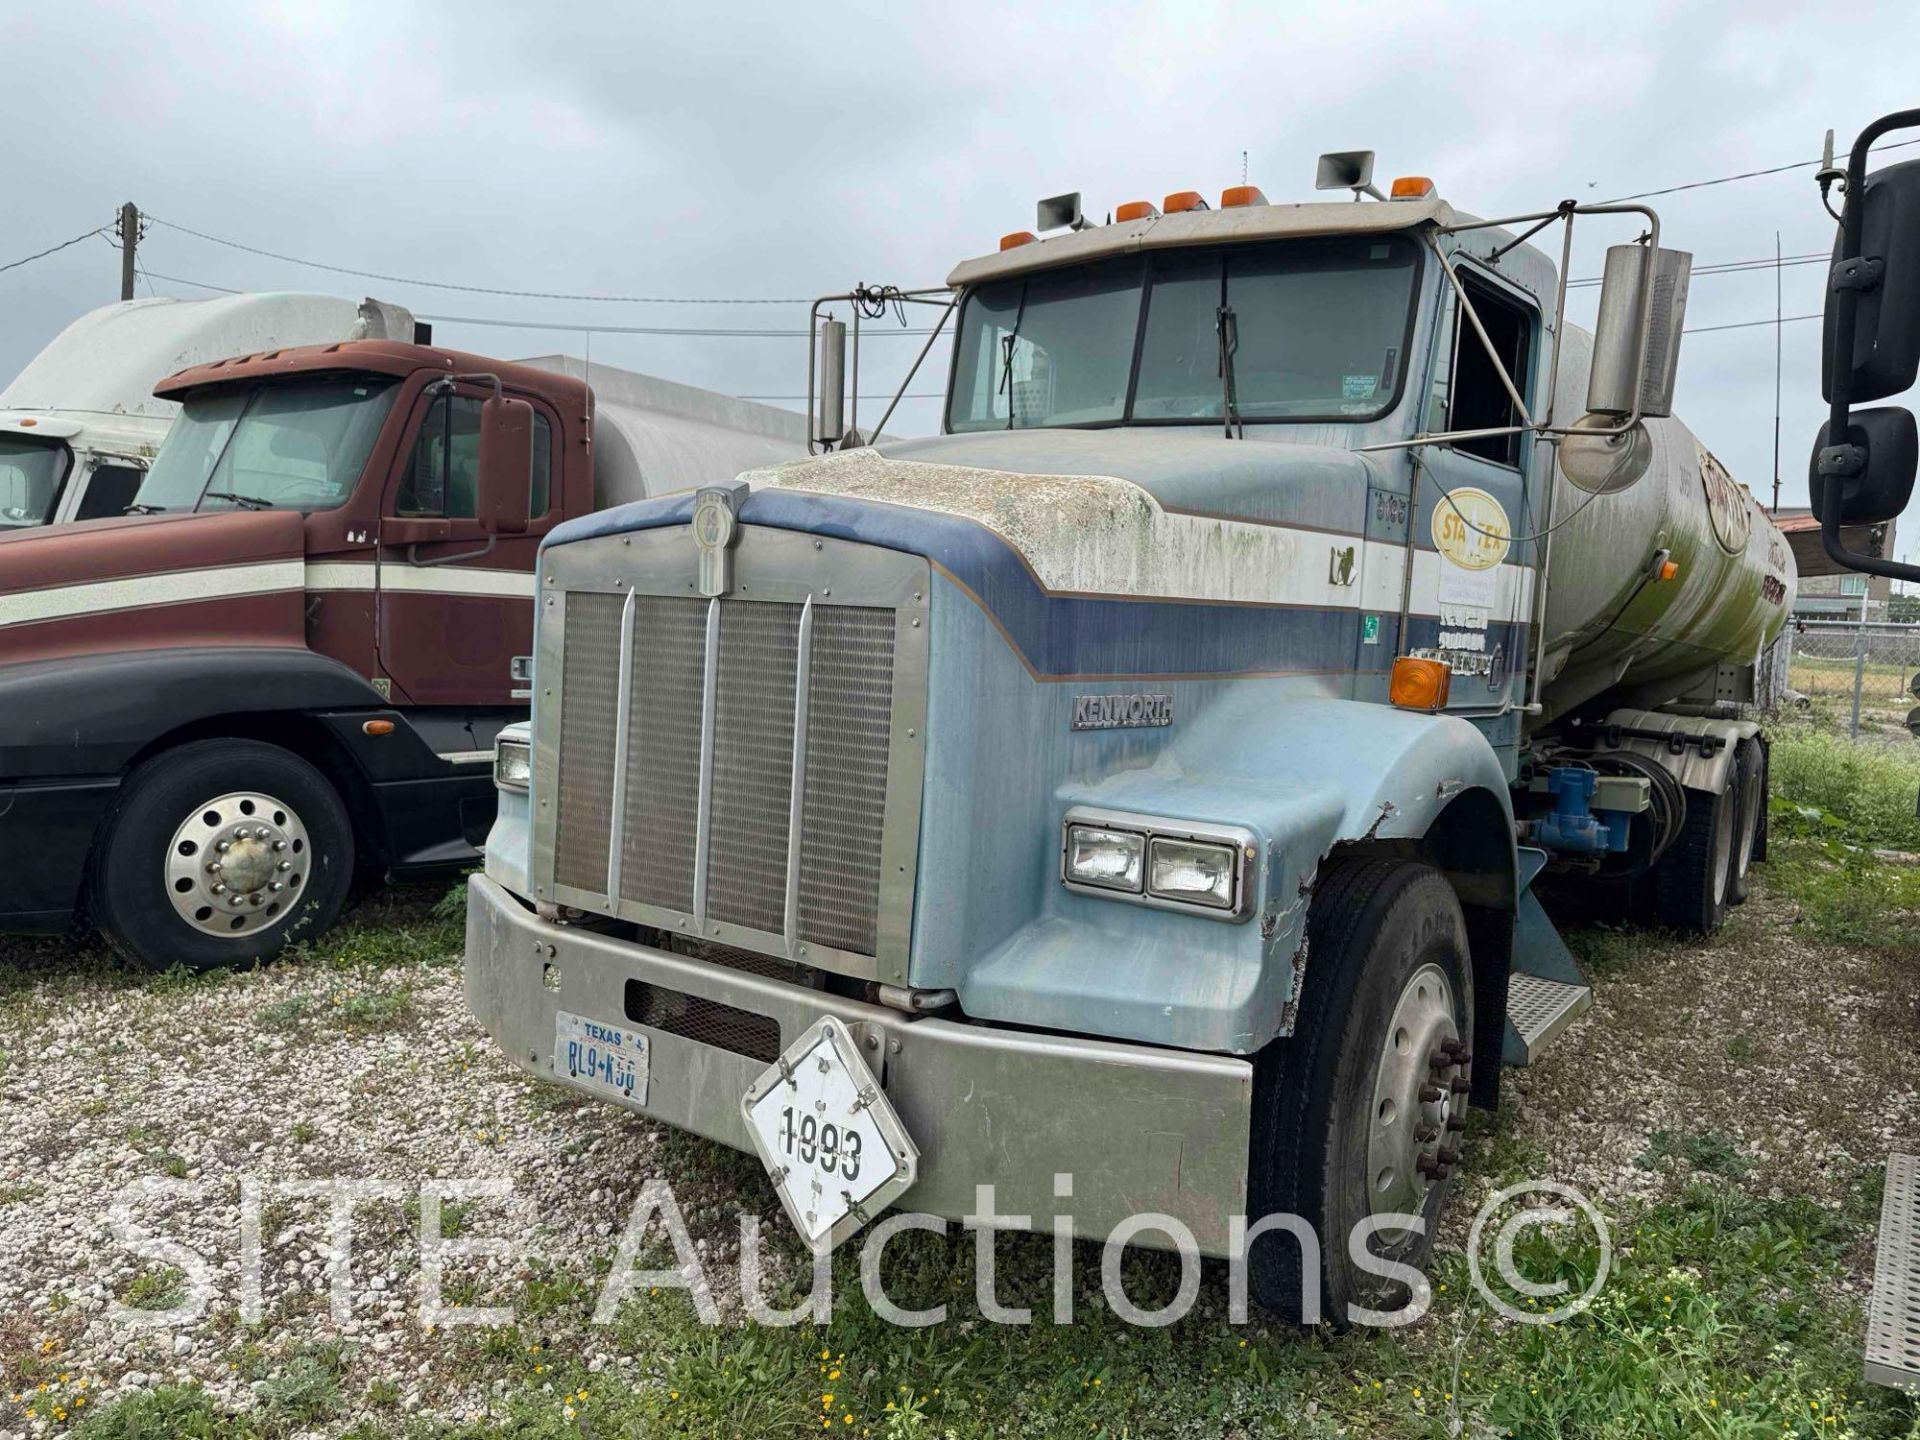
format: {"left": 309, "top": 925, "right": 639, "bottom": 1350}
{"left": 118, "top": 1266, "right": 188, "bottom": 1311}
{"left": 1770, "top": 723, "right": 1920, "bottom": 850}
{"left": 63, "top": 1166, "right": 1920, "bottom": 1440}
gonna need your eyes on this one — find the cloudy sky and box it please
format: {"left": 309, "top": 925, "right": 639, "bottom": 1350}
{"left": 4, "top": 0, "right": 1917, "bottom": 523}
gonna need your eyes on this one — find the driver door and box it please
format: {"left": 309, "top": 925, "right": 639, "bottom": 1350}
{"left": 374, "top": 384, "right": 555, "bottom": 706}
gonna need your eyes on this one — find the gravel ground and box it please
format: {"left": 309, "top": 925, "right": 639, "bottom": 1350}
{"left": 0, "top": 875, "right": 1910, "bottom": 1435}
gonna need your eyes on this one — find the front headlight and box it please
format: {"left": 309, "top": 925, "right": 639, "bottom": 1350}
{"left": 1060, "top": 807, "right": 1253, "bottom": 921}
{"left": 1147, "top": 837, "right": 1237, "bottom": 909}
{"left": 1064, "top": 825, "right": 1145, "bottom": 892}
{"left": 494, "top": 735, "right": 532, "bottom": 792}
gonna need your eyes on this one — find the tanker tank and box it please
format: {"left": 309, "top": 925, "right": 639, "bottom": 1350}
{"left": 1530, "top": 324, "right": 1798, "bottom": 725}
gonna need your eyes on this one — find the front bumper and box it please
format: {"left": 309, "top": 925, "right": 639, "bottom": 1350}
{"left": 464, "top": 874, "right": 1254, "bottom": 1254}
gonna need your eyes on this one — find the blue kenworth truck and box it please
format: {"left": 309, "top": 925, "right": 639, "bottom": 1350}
{"left": 463, "top": 155, "right": 1795, "bottom": 1322}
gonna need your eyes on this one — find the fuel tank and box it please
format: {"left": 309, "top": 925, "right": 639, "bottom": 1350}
{"left": 1533, "top": 326, "right": 1797, "bottom": 722}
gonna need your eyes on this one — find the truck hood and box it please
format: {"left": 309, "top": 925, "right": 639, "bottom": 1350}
{"left": 737, "top": 427, "right": 1386, "bottom": 603}
{"left": 0, "top": 509, "right": 309, "bottom": 663}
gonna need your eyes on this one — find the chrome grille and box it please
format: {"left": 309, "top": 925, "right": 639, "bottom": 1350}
{"left": 797, "top": 607, "right": 896, "bottom": 955}
{"left": 617, "top": 597, "right": 707, "bottom": 912}
{"left": 542, "top": 534, "right": 918, "bottom": 974}
{"left": 550, "top": 593, "right": 623, "bottom": 893}
{"left": 707, "top": 602, "right": 803, "bottom": 933}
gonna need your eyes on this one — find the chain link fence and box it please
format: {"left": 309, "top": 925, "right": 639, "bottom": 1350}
{"left": 1785, "top": 619, "right": 1920, "bottom": 735}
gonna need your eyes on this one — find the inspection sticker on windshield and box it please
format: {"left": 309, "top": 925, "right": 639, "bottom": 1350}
{"left": 741, "top": 1017, "right": 919, "bottom": 1253}
{"left": 554, "top": 1010, "right": 648, "bottom": 1105}
{"left": 1341, "top": 373, "right": 1378, "bottom": 400}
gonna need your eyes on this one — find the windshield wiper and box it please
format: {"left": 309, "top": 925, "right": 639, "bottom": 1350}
{"left": 123, "top": 502, "right": 167, "bottom": 515}
{"left": 1216, "top": 304, "right": 1243, "bottom": 440}
{"left": 201, "top": 490, "right": 275, "bottom": 511}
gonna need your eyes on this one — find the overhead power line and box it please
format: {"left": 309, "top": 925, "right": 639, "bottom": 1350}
{"left": 1598, "top": 134, "right": 1920, "bottom": 203}
{"left": 145, "top": 213, "right": 812, "bottom": 305}
{"left": 1682, "top": 311, "right": 1820, "bottom": 335}
{"left": 0, "top": 225, "right": 110, "bottom": 276}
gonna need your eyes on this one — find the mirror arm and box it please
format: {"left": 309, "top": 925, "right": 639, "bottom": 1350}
{"left": 1820, "top": 505, "right": 1919, "bottom": 584}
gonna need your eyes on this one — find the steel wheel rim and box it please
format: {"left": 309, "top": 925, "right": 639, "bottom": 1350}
{"left": 1365, "top": 961, "right": 1463, "bottom": 1239}
{"left": 164, "top": 790, "right": 311, "bottom": 938}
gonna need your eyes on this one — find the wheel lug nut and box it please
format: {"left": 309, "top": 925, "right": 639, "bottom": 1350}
{"left": 1449, "top": 1076, "right": 1471, "bottom": 1094}
{"left": 277, "top": 861, "right": 291, "bottom": 872}
{"left": 273, "top": 841, "right": 286, "bottom": 852}
{"left": 216, "top": 840, "right": 230, "bottom": 852}
{"left": 1446, "top": 1115, "right": 1466, "bottom": 1132}
{"left": 210, "top": 883, "right": 226, "bottom": 894}
{"left": 206, "top": 862, "right": 221, "bottom": 874}
{"left": 1436, "top": 1146, "right": 1461, "bottom": 1166}
{"left": 269, "top": 882, "right": 282, "bottom": 893}
{"left": 1428, "top": 1047, "right": 1454, "bottom": 1068}
{"left": 1420, "top": 1083, "right": 1445, "bottom": 1103}
{"left": 1414, "top": 1122, "right": 1439, "bottom": 1143}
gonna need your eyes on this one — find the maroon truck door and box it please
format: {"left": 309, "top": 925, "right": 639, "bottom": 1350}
{"left": 373, "top": 384, "right": 560, "bottom": 706}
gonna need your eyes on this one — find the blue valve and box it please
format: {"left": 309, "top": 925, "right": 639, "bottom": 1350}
{"left": 1533, "top": 766, "right": 1633, "bottom": 854}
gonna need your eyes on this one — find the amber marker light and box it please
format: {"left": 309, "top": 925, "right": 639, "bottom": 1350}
{"left": 1657, "top": 559, "right": 1680, "bottom": 581}
{"left": 1220, "top": 185, "right": 1268, "bottom": 208}
{"left": 362, "top": 719, "right": 396, "bottom": 736}
{"left": 1163, "top": 190, "right": 1209, "bottom": 214}
{"left": 1000, "top": 231, "right": 1037, "bottom": 251}
{"left": 1390, "top": 176, "right": 1436, "bottom": 200}
{"left": 1390, "top": 656, "right": 1452, "bottom": 712}
{"left": 1115, "top": 200, "right": 1159, "bottom": 222}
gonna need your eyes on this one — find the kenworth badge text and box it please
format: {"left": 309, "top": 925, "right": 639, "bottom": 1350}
{"left": 464, "top": 153, "right": 1797, "bottom": 1321}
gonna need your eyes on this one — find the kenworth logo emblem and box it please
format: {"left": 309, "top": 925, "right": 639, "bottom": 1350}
{"left": 1072, "top": 693, "right": 1174, "bottom": 730}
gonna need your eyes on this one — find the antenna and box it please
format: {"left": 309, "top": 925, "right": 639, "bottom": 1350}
{"left": 1241, "top": 149, "right": 1248, "bottom": 186}
{"left": 1816, "top": 127, "right": 1846, "bottom": 214}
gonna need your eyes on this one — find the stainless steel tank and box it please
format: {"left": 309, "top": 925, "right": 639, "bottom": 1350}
{"left": 1533, "top": 326, "right": 1798, "bottom": 722}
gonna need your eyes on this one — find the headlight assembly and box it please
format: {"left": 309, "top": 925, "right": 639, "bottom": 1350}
{"left": 494, "top": 735, "right": 532, "bottom": 793}
{"left": 1060, "top": 807, "right": 1254, "bottom": 921}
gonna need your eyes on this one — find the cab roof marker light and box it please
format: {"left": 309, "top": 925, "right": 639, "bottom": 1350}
{"left": 1115, "top": 200, "right": 1160, "bottom": 222}
{"left": 1389, "top": 176, "right": 1436, "bottom": 200}
{"left": 1163, "top": 190, "right": 1209, "bottom": 214}
{"left": 1220, "top": 185, "right": 1267, "bottom": 208}
{"left": 999, "top": 230, "right": 1038, "bottom": 251}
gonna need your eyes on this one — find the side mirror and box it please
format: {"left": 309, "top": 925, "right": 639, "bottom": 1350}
{"left": 1823, "top": 156, "right": 1920, "bottom": 403}
{"left": 475, "top": 394, "right": 533, "bottom": 536}
{"left": 1809, "top": 405, "right": 1918, "bottom": 526}
{"left": 1587, "top": 245, "right": 1692, "bottom": 419}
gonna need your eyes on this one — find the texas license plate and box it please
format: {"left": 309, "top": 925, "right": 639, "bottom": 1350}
{"left": 741, "top": 1016, "right": 919, "bottom": 1251}
{"left": 554, "top": 1010, "right": 648, "bottom": 1104}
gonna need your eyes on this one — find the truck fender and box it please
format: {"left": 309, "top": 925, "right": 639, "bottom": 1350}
{"left": 1061, "top": 692, "right": 1517, "bottom": 1047}
{"left": 1595, "top": 707, "right": 1762, "bottom": 796}
{"left": 0, "top": 647, "right": 389, "bottom": 780}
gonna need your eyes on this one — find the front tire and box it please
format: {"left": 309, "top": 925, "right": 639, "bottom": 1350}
{"left": 91, "top": 739, "right": 354, "bottom": 971}
{"left": 1245, "top": 859, "right": 1473, "bottom": 1325}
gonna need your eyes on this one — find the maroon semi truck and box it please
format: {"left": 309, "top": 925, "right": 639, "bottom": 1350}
{"left": 0, "top": 339, "right": 804, "bottom": 968}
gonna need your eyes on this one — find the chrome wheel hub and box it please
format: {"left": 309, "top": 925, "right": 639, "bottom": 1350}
{"left": 165, "top": 791, "right": 311, "bottom": 938}
{"left": 1366, "top": 962, "right": 1467, "bottom": 1235}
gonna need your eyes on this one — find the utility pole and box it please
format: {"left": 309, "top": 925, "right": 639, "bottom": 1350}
{"left": 118, "top": 201, "right": 139, "bottom": 301}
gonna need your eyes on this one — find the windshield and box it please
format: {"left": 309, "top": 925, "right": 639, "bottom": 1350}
{"left": 136, "top": 377, "right": 400, "bottom": 513}
{"left": 0, "top": 435, "right": 73, "bottom": 528}
{"left": 948, "top": 236, "right": 1421, "bottom": 431}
